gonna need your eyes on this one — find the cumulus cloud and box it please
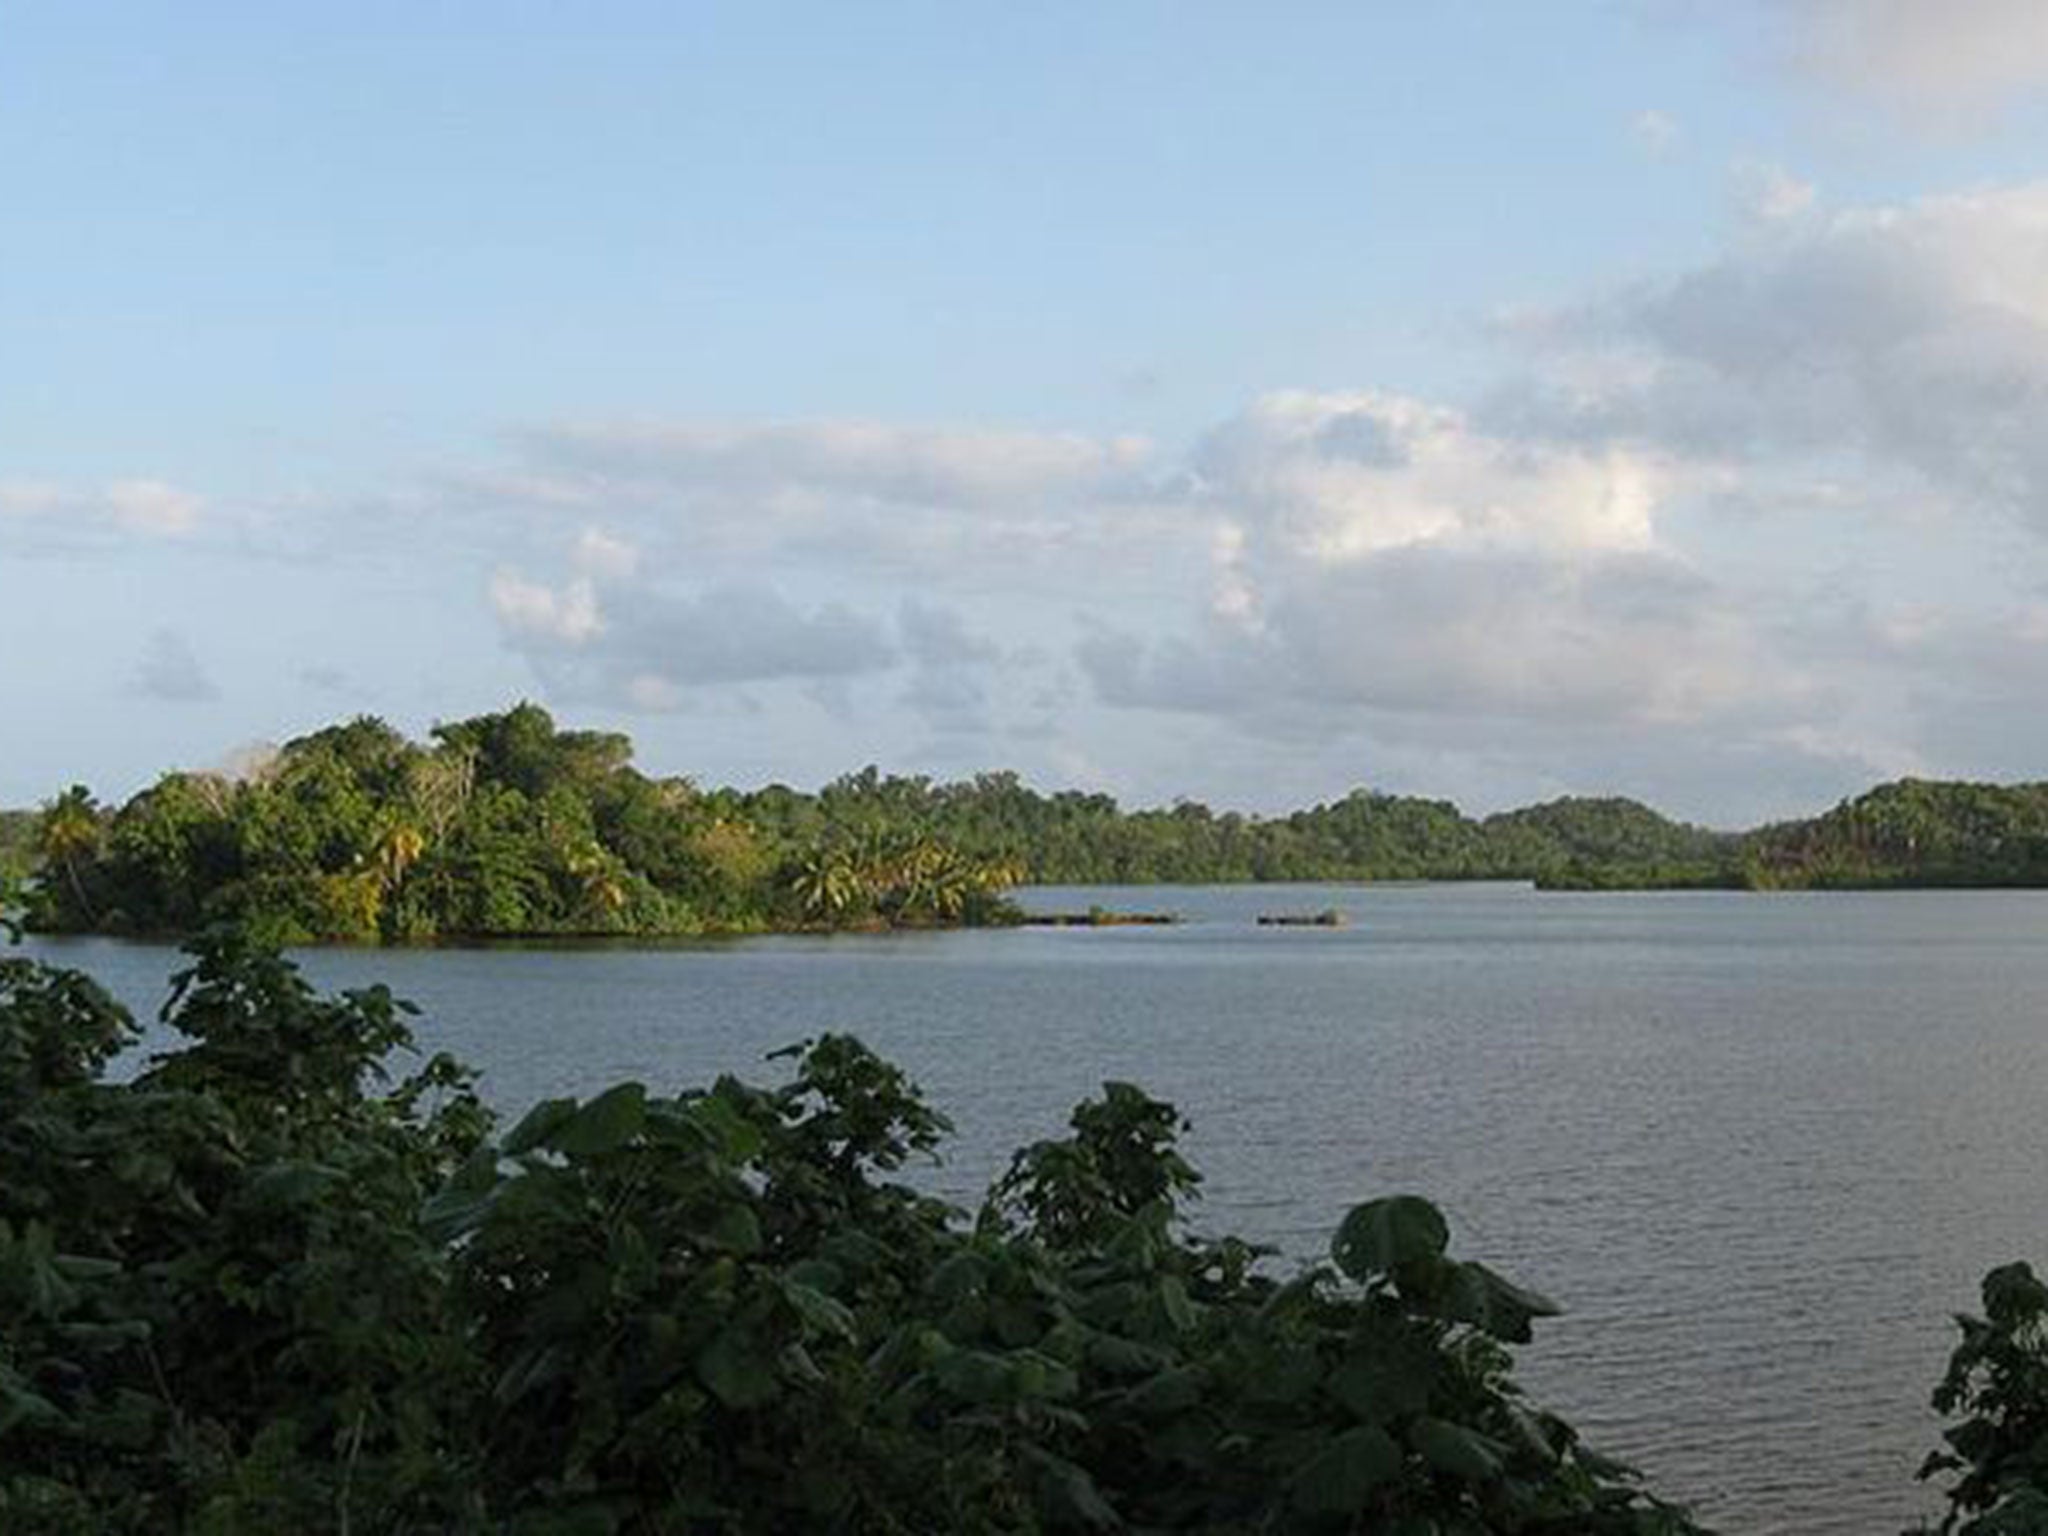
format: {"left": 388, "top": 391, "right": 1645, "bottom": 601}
{"left": 440, "top": 417, "right": 1175, "bottom": 583}
{"left": 131, "top": 629, "right": 219, "bottom": 703}
{"left": 0, "top": 477, "right": 205, "bottom": 538}
{"left": 572, "top": 526, "right": 639, "bottom": 581}
{"left": 1065, "top": 383, "right": 1824, "bottom": 798}
{"left": 1493, "top": 181, "right": 2048, "bottom": 529}
{"left": 327, "top": 169, "right": 2048, "bottom": 817}
{"left": 1083, "top": 538, "right": 1795, "bottom": 731}
{"left": 1191, "top": 390, "right": 1667, "bottom": 567}
{"left": 492, "top": 526, "right": 896, "bottom": 711}
{"left": 1629, "top": 108, "right": 1680, "bottom": 157}
{"left": 1782, "top": 0, "right": 2048, "bottom": 118}
{"left": 1730, "top": 161, "right": 1817, "bottom": 225}
{"left": 491, "top": 569, "right": 603, "bottom": 644}
{"left": 1053, "top": 178, "right": 2048, "bottom": 808}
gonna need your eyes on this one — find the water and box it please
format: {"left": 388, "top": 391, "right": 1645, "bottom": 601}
{"left": 22, "top": 882, "right": 2048, "bottom": 1535}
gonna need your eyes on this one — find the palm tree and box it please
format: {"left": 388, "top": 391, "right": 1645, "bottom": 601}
{"left": 791, "top": 847, "right": 860, "bottom": 922}
{"left": 36, "top": 785, "right": 103, "bottom": 923}
{"left": 563, "top": 841, "right": 629, "bottom": 925}
{"left": 372, "top": 818, "right": 426, "bottom": 893}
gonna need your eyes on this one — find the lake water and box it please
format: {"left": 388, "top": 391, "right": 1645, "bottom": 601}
{"left": 21, "top": 881, "right": 2048, "bottom": 1535}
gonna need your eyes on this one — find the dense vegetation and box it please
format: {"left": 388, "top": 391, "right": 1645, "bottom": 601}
{"left": 1740, "top": 779, "right": 2048, "bottom": 889}
{"left": 0, "top": 811, "right": 33, "bottom": 884}
{"left": 18, "top": 706, "right": 1025, "bottom": 942}
{"left": 2, "top": 926, "right": 2041, "bottom": 1532}
{"left": 742, "top": 775, "right": 1735, "bottom": 889}
{"left": 13, "top": 706, "right": 1739, "bottom": 942}
{"left": 19, "top": 704, "right": 2048, "bottom": 945}
{"left": 0, "top": 928, "right": 1703, "bottom": 1532}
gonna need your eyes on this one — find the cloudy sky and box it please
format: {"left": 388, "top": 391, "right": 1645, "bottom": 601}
{"left": 10, "top": 2, "right": 2048, "bottom": 825}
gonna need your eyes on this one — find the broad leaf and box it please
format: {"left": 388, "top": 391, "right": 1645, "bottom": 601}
{"left": 1332, "top": 1196, "right": 1450, "bottom": 1282}
{"left": 697, "top": 1327, "right": 780, "bottom": 1409}
{"left": 551, "top": 1082, "right": 648, "bottom": 1156}
{"left": 1291, "top": 1424, "right": 1402, "bottom": 1514}
{"left": 1408, "top": 1417, "right": 1505, "bottom": 1482}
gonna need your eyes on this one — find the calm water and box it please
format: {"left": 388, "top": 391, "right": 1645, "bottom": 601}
{"left": 24, "top": 882, "right": 2048, "bottom": 1535}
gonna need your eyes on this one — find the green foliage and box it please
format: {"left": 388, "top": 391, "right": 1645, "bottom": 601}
{"left": 0, "top": 810, "right": 35, "bottom": 884}
{"left": 21, "top": 706, "right": 1024, "bottom": 943}
{"left": 1917, "top": 1263, "right": 2048, "bottom": 1534}
{"left": 1743, "top": 779, "right": 2048, "bottom": 890}
{"left": 0, "top": 930, "right": 488, "bottom": 1532}
{"left": 36, "top": 703, "right": 2048, "bottom": 944}
{"left": 1, "top": 935, "right": 1716, "bottom": 1533}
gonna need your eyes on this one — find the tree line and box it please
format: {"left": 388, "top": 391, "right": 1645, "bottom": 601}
{"left": 17, "top": 702, "right": 2048, "bottom": 945}
{"left": 18, "top": 706, "right": 1026, "bottom": 943}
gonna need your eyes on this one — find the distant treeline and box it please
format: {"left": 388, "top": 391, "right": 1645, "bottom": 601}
{"left": 13, "top": 703, "right": 2048, "bottom": 943}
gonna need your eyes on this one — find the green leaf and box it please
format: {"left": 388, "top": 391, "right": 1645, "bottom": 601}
{"left": 551, "top": 1082, "right": 648, "bottom": 1156}
{"left": 1441, "top": 1261, "right": 1560, "bottom": 1343}
{"left": 1022, "top": 1446, "right": 1122, "bottom": 1530}
{"left": 697, "top": 1327, "right": 780, "bottom": 1409}
{"left": 1159, "top": 1274, "right": 1196, "bottom": 1331}
{"left": 932, "top": 1348, "right": 1015, "bottom": 1404}
{"left": 781, "top": 1279, "right": 857, "bottom": 1340}
{"left": 1329, "top": 1340, "right": 1435, "bottom": 1422}
{"left": 704, "top": 1202, "right": 762, "bottom": 1255}
{"left": 1122, "top": 1364, "right": 1206, "bottom": 1418}
{"left": 1408, "top": 1417, "right": 1505, "bottom": 1482}
{"left": 422, "top": 1181, "right": 497, "bottom": 1243}
{"left": 1332, "top": 1196, "right": 1450, "bottom": 1282}
{"left": 1502, "top": 1402, "right": 1562, "bottom": 1464}
{"left": 702, "top": 1098, "right": 766, "bottom": 1161}
{"left": 503, "top": 1096, "right": 579, "bottom": 1155}
{"left": 1290, "top": 1424, "right": 1402, "bottom": 1514}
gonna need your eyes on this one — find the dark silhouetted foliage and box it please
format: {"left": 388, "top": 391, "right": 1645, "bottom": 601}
{"left": 0, "top": 934, "right": 1721, "bottom": 1533}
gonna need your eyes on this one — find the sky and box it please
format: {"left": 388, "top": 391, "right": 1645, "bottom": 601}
{"left": 10, "top": 1, "right": 2048, "bottom": 826}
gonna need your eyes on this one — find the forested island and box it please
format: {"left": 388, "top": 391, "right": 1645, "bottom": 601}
{"left": 12, "top": 702, "right": 2048, "bottom": 944}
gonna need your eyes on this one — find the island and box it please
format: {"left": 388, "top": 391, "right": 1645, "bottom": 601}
{"left": 14, "top": 702, "right": 2048, "bottom": 946}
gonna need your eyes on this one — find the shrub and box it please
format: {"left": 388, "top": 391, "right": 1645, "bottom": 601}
{"left": 6, "top": 932, "right": 1715, "bottom": 1532}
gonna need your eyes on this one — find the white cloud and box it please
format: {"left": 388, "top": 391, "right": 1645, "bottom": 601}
{"left": 1783, "top": 0, "right": 2048, "bottom": 117}
{"left": 106, "top": 479, "right": 204, "bottom": 536}
{"left": 1061, "top": 382, "right": 1823, "bottom": 787}
{"left": 1190, "top": 389, "right": 1667, "bottom": 568}
{"left": 572, "top": 526, "right": 639, "bottom": 581}
{"left": 0, "top": 481, "right": 65, "bottom": 516}
{"left": 1731, "top": 160, "right": 1817, "bottom": 224}
{"left": 1494, "top": 181, "right": 2048, "bottom": 528}
{"left": 1084, "top": 544, "right": 1796, "bottom": 731}
{"left": 1630, "top": 108, "right": 1680, "bottom": 157}
{"left": 251, "top": 170, "right": 2048, "bottom": 820}
{"left": 516, "top": 417, "right": 1151, "bottom": 511}
{"left": 0, "top": 477, "right": 206, "bottom": 538}
{"left": 490, "top": 569, "right": 603, "bottom": 644}
{"left": 491, "top": 530, "right": 897, "bottom": 712}
{"left": 440, "top": 418, "right": 1179, "bottom": 586}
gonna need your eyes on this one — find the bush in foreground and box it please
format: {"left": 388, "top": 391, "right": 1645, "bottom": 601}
{"left": 0, "top": 928, "right": 2031, "bottom": 1533}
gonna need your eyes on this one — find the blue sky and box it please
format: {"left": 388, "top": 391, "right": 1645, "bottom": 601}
{"left": 10, "top": 1, "right": 2048, "bottom": 823}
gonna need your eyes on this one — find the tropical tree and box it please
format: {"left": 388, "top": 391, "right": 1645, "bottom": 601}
{"left": 34, "top": 786, "right": 102, "bottom": 925}
{"left": 790, "top": 845, "right": 861, "bottom": 921}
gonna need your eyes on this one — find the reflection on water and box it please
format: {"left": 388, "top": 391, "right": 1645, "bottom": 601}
{"left": 26, "top": 882, "right": 2048, "bottom": 1535}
